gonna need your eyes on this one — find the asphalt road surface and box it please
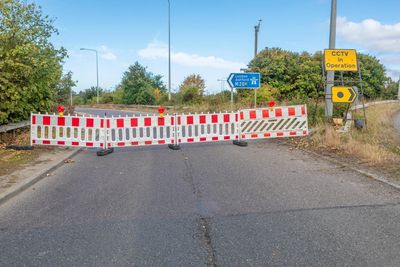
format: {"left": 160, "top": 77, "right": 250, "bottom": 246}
{"left": 1, "top": 109, "right": 400, "bottom": 266}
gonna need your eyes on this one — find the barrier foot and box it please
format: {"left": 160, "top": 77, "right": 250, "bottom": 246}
{"left": 168, "top": 144, "right": 181, "bottom": 150}
{"left": 97, "top": 148, "right": 114, "bottom": 156}
{"left": 233, "top": 140, "right": 248, "bottom": 147}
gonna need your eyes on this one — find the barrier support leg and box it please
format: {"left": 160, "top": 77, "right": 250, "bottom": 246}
{"left": 233, "top": 114, "right": 248, "bottom": 147}
{"left": 169, "top": 113, "right": 181, "bottom": 150}
{"left": 97, "top": 115, "right": 114, "bottom": 156}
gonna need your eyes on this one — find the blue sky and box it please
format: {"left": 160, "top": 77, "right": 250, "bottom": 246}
{"left": 33, "top": 0, "right": 400, "bottom": 93}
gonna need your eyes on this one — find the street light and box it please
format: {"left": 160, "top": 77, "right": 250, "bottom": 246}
{"left": 168, "top": 0, "right": 171, "bottom": 101}
{"left": 80, "top": 48, "right": 99, "bottom": 104}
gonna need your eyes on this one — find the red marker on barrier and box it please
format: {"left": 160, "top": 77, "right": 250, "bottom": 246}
{"left": 158, "top": 105, "right": 165, "bottom": 118}
{"left": 268, "top": 99, "right": 275, "bottom": 111}
{"left": 57, "top": 105, "right": 65, "bottom": 117}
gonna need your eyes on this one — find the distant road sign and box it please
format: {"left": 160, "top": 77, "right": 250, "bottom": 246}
{"left": 324, "top": 49, "right": 358, "bottom": 71}
{"left": 332, "top": 87, "right": 357, "bottom": 103}
{"left": 227, "top": 73, "right": 260, "bottom": 89}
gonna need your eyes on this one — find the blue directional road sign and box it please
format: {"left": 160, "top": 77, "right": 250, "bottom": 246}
{"left": 227, "top": 73, "right": 261, "bottom": 89}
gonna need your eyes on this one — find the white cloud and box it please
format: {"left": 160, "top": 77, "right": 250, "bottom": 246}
{"left": 99, "top": 45, "right": 117, "bottom": 60}
{"left": 138, "top": 41, "right": 245, "bottom": 70}
{"left": 337, "top": 17, "right": 400, "bottom": 52}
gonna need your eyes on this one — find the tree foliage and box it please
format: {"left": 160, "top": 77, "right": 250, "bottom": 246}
{"left": 178, "top": 74, "right": 205, "bottom": 104}
{"left": 0, "top": 0, "right": 67, "bottom": 124}
{"left": 118, "top": 62, "right": 166, "bottom": 105}
{"left": 249, "top": 47, "right": 389, "bottom": 102}
{"left": 54, "top": 71, "right": 76, "bottom": 106}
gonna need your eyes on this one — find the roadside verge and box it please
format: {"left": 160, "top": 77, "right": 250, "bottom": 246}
{"left": 0, "top": 148, "right": 81, "bottom": 205}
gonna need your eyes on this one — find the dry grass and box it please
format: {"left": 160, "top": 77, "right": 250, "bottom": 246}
{"left": 301, "top": 103, "right": 400, "bottom": 180}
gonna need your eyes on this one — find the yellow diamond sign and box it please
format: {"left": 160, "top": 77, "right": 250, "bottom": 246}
{"left": 332, "top": 87, "right": 357, "bottom": 103}
{"left": 324, "top": 49, "right": 358, "bottom": 71}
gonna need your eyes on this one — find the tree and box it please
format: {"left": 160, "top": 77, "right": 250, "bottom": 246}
{"left": 178, "top": 74, "right": 205, "bottom": 103}
{"left": 54, "top": 71, "right": 77, "bottom": 106}
{"left": 78, "top": 87, "right": 104, "bottom": 104}
{"left": 0, "top": 0, "right": 67, "bottom": 124}
{"left": 118, "top": 62, "right": 166, "bottom": 105}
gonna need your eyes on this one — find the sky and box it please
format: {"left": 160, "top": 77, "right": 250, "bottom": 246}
{"left": 32, "top": 0, "right": 400, "bottom": 93}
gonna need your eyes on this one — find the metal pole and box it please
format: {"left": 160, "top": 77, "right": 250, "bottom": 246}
{"left": 254, "top": 20, "right": 261, "bottom": 109}
{"left": 398, "top": 75, "right": 400, "bottom": 100}
{"left": 168, "top": 0, "right": 171, "bottom": 101}
{"left": 70, "top": 88, "right": 73, "bottom": 106}
{"left": 96, "top": 50, "right": 99, "bottom": 104}
{"left": 325, "top": 0, "right": 336, "bottom": 119}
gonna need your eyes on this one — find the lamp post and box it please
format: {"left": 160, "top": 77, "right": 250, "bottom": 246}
{"left": 168, "top": 0, "right": 171, "bottom": 101}
{"left": 80, "top": 48, "right": 99, "bottom": 104}
{"left": 325, "top": 0, "right": 337, "bottom": 119}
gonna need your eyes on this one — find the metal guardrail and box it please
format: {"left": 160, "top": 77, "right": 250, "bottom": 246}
{"left": 351, "top": 100, "right": 399, "bottom": 110}
{"left": 0, "top": 121, "right": 30, "bottom": 133}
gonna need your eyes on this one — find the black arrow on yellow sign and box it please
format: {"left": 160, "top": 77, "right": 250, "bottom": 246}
{"left": 332, "top": 87, "right": 357, "bottom": 103}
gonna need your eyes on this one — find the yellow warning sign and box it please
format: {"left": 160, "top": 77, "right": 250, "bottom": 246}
{"left": 332, "top": 87, "right": 357, "bottom": 103}
{"left": 324, "top": 49, "right": 358, "bottom": 71}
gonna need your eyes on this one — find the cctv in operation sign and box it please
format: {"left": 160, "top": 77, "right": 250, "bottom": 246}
{"left": 324, "top": 49, "right": 358, "bottom": 71}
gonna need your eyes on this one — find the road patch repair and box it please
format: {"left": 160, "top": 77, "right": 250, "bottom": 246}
{"left": 30, "top": 104, "right": 308, "bottom": 155}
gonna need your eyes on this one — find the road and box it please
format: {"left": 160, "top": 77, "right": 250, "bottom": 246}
{"left": 1, "top": 108, "right": 400, "bottom": 266}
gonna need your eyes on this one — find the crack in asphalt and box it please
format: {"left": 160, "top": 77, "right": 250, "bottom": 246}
{"left": 181, "top": 150, "right": 218, "bottom": 267}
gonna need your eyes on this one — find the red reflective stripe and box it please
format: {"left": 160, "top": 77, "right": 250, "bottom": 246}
{"left": 131, "top": 118, "right": 138, "bottom": 127}
{"left": 187, "top": 138, "right": 194, "bottom": 142}
{"left": 57, "top": 141, "right": 65, "bottom": 145}
{"left": 288, "top": 107, "right": 295, "bottom": 116}
{"left": 242, "top": 134, "right": 246, "bottom": 138}
{"left": 43, "top": 116, "right": 51, "bottom": 125}
{"left": 100, "top": 119, "right": 104, "bottom": 128}
{"left": 86, "top": 118, "right": 94, "bottom": 127}
{"left": 43, "top": 140, "right": 50, "bottom": 144}
{"left": 72, "top": 141, "right": 79, "bottom": 146}
{"left": 275, "top": 109, "right": 282, "bottom": 117}
{"left": 290, "top": 131, "right": 297, "bottom": 136}
{"left": 158, "top": 140, "right": 165, "bottom": 144}
{"left": 277, "top": 132, "right": 284, "bottom": 136}
{"left": 250, "top": 111, "right": 256, "bottom": 119}
{"left": 224, "top": 136, "right": 230, "bottom": 140}
{"left": 158, "top": 117, "right": 165, "bottom": 126}
{"left": 144, "top": 118, "right": 151, "bottom": 126}
{"left": 107, "top": 119, "right": 110, "bottom": 128}
{"left": 117, "top": 118, "right": 124, "bottom": 128}
{"left": 72, "top": 118, "right": 80, "bottom": 127}
{"left": 240, "top": 112, "right": 244, "bottom": 120}
{"left": 223, "top": 114, "right": 230, "bottom": 123}
{"left": 187, "top": 116, "right": 194, "bottom": 125}
{"left": 235, "top": 113, "right": 238, "bottom": 122}
{"left": 251, "top": 134, "right": 258, "bottom": 138}
{"left": 171, "top": 139, "right": 174, "bottom": 144}
{"left": 200, "top": 137, "right": 206, "bottom": 142}
{"left": 178, "top": 116, "right": 181, "bottom": 125}
{"left": 200, "top": 115, "right": 206, "bottom": 124}
{"left": 262, "top": 109, "right": 269, "bottom": 118}
{"left": 211, "top": 115, "right": 218, "bottom": 123}
{"left": 145, "top": 141, "right": 152, "bottom": 145}
{"left": 264, "top": 133, "right": 271, "bottom": 137}
{"left": 58, "top": 117, "right": 65, "bottom": 126}
{"left": 86, "top": 142, "right": 93, "bottom": 147}
{"left": 131, "top": 141, "right": 139, "bottom": 146}
{"left": 303, "top": 130, "right": 307, "bottom": 135}
{"left": 171, "top": 117, "right": 175, "bottom": 125}
{"left": 117, "top": 142, "right": 125, "bottom": 147}
{"left": 32, "top": 140, "right": 36, "bottom": 144}
{"left": 32, "top": 115, "right": 36, "bottom": 125}
{"left": 212, "top": 137, "right": 218, "bottom": 141}
{"left": 301, "top": 106, "right": 305, "bottom": 115}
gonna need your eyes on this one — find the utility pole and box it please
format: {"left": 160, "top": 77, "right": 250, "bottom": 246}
{"left": 168, "top": 0, "right": 171, "bottom": 101}
{"left": 325, "top": 0, "right": 336, "bottom": 119}
{"left": 254, "top": 19, "right": 262, "bottom": 108}
{"left": 398, "top": 75, "right": 400, "bottom": 100}
{"left": 80, "top": 48, "right": 99, "bottom": 104}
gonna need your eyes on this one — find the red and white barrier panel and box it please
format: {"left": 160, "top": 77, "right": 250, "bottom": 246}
{"left": 239, "top": 105, "right": 308, "bottom": 140}
{"left": 106, "top": 114, "right": 176, "bottom": 147}
{"left": 178, "top": 112, "right": 238, "bottom": 143}
{"left": 30, "top": 113, "right": 105, "bottom": 148}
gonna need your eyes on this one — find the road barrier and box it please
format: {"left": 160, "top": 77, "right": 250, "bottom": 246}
{"left": 30, "top": 105, "right": 308, "bottom": 153}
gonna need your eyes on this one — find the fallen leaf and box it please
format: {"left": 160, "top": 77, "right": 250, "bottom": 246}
{"left": 64, "top": 159, "right": 75, "bottom": 164}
